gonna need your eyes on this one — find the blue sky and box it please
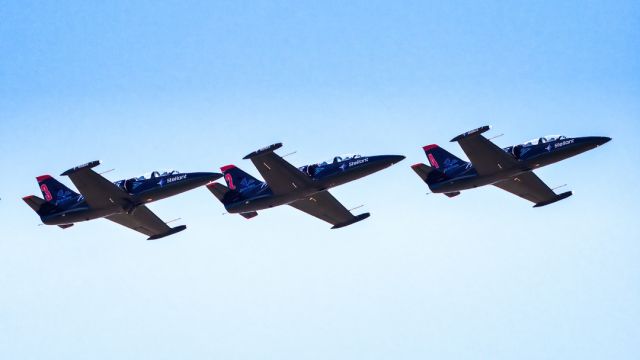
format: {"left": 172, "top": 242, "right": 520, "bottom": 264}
{"left": 1, "top": 1, "right": 639, "bottom": 359}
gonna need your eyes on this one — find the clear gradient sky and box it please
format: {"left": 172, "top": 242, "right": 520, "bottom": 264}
{"left": 1, "top": 1, "right": 639, "bottom": 359}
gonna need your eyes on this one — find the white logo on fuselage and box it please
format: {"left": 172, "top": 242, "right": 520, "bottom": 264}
{"left": 166, "top": 174, "right": 187, "bottom": 183}
{"left": 554, "top": 139, "right": 574, "bottom": 148}
{"left": 348, "top": 158, "right": 369, "bottom": 167}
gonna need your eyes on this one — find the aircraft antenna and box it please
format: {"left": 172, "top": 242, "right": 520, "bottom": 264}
{"left": 99, "top": 168, "right": 115, "bottom": 175}
{"left": 282, "top": 151, "right": 297, "bottom": 158}
{"left": 488, "top": 133, "right": 504, "bottom": 140}
{"left": 165, "top": 217, "right": 182, "bottom": 224}
{"left": 552, "top": 184, "right": 568, "bottom": 191}
{"left": 349, "top": 204, "right": 365, "bottom": 212}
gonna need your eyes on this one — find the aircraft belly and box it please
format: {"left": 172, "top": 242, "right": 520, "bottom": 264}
{"left": 43, "top": 207, "right": 114, "bottom": 225}
{"left": 431, "top": 179, "right": 483, "bottom": 193}
{"left": 526, "top": 142, "right": 601, "bottom": 168}
{"left": 432, "top": 172, "right": 520, "bottom": 193}
{"left": 226, "top": 191, "right": 313, "bottom": 213}
{"left": 524, "top": 153, "right": 564, "bottom": 168}
{"left": 321, "top": 173, "right": 360, "bottom": 188}
{"left": 319, "top": 167, "right": 378, "bottom": 188}
{"left": 226, "top": 195, "right": 284, "bottom": 213}
{"left": 136, "top": 182, "right": 203, "bottom": 203}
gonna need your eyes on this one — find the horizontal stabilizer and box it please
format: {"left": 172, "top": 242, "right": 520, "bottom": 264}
{"left": 60, "top": 160, "right": 100, "bottom": 176}
{"left": 410, "top": 162, "right": 448, "bottom": 186}
{"left": 22, "top": 195, "right": 46, "bottom": 213}
{"left": 411, "top": 163, "right": 433, "bottom": 182}
{"left": 450, "top": 125, "right": 491, "bottom": 142}
{"left": 243, "top": 143, "right": 283, "bottom": 159}
{"left": 147, "top": 225, "right": 187, "bottom": 240}
{"left": 331, "top": 212, "right": 370, "bottom": 229}
{"left": 240, "top": 211, "right": 258, "bottom": 219}
{"left": 206, "top": 182, "right": 230, "bottom": 202}
{"left": 533, "top": 191, "right": 573, "bottom": 208}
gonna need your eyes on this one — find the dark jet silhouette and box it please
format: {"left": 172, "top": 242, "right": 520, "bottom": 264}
{"left": 23, "top": 161, "right": 221, "bottom": 239}
{"left": 207, "top": 143, "right": 405, "bottom": 228}
{"left": 412, "top": 126, "right": 611, "bottom": 207}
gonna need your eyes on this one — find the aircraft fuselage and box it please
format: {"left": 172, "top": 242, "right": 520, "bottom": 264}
{"left": 224, "top": 155, "right": 404, "bottom": 213}
{"left": 40, "top": 172, "right": 219, "bottom": 225}
{"left": 429, "top": 136, "right": 610, "bottom": 193}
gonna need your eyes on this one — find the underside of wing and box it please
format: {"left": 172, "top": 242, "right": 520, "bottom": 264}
{"left": 245, "top": 144, "right": 313, "bottom": 195}
{"left": 493, "top": 171, "right": 572, "bottom": 207}
{"left": 105, "top": 205, "right": 186, "bottom": 239}
{"left": 456, "top": 134, "right": 519, "bottom": 175}
{"left": 289, "top": 191, "right": 369, "bottom": 229}
{"left": 62, "top": 162, "right": 132, "bottom": 209}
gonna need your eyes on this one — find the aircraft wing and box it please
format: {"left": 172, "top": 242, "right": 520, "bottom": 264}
{"left": 61, "top": 161, "right": 133, "bottom": 209}
{"left": 289, "top": 191, "right": 370, "bottom": 229}
{"left": 493, "top": 171, "right": 572, "bottom": 207}
{"left": 106, "top": 205, "right": 186, "bottom": 240}
{"left": 244, "top": 143, "right": 314, "bottom": 195}
{"left": 452, "top": 127, "right": 519, "bottom": 175}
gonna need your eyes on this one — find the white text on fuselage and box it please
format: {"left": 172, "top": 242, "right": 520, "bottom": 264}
{"left": 554, "top": 139, "right": 574, "bottom": 148}
{"left": 349, "top": 158, "right": 369, "bottom": 167}
{"left": 166, "top": 175, "right": 187, "bottom": 183}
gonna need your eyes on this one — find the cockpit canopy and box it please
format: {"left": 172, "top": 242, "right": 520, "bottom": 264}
{"left": 136, "top": 170, "right": 180, "bottom": 180}
{"left": 311, "top": 154, "right": 362, "bottom": 167}
{"left": 298, "top": 154, "right": 362, "bottom": 177}
{"left": 520, "top": 135, "right": 567, "bottom": 147}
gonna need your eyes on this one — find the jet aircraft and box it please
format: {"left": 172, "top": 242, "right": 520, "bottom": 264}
{"left": 411, "top": 126, "right": 611, "bottom": 207}
{"left": 23, "top": 161, "right": 222, "bottom": 239}
{"left": 207, "top": 143, "right": 405, "bottom": 228}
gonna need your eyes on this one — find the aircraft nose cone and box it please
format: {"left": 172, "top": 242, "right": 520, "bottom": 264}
{"left": 205, "top": 172, "right": 224, "bottom": 182}
{"left": 193, "top": 172, "right": 223, "bottom": 182}
{"left": 597, "top": 136, "right": 612, "bottom": 146}
{"left": 389, "top": 155, "right": 406, "bottom": 164}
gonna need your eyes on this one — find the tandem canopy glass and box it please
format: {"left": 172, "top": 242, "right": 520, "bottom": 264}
{"left": 137, "top": 170, "right": 181, "bottom": 180}
{"left": 521, "top": 135, "right": 567, "bottom": 147}
{"left": 321, "top": 154, "right": 362, "bottom": 166}
{"left": 505, "top": 135, "right": 567, "bottom": 159}
{"left": 299, "top": 154, "right": 362, "bottom": 176}
{"left": 117, "top": 170, "right": 182, "bottom": 193}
